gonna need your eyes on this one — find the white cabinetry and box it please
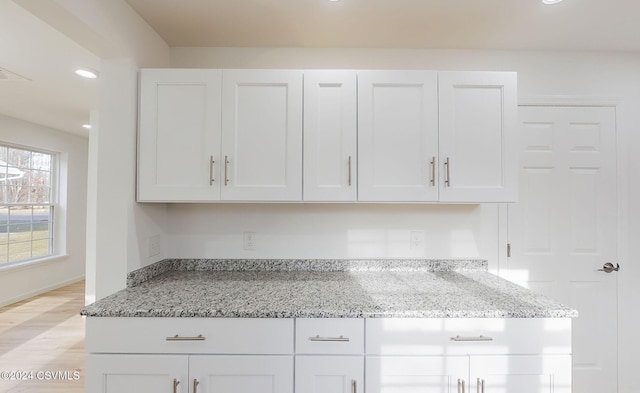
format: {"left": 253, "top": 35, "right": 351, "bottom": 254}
{"left": 294, "top": 318, "right": 364, "bottom": 393}
{"left": 438, "top": 72, "right": 518, "bottom": 202}
{"left": 221, "top": 69, "right": 303, "bottom": 201}
{"left": 470, "top": 355, "right": 571, "bottom": 393}
{"left": 366, "top": 318, "right": 572, "bottom": 393}
{"left": 86, "top": 354, "right": 188, "bottom": 393}
{"left": 85, "top": 318, "right": 294, "bottom": 393}
{"left": 137, "top": 69, "right": 222, "bottom": 202}
{"left": 191, "top": 355, "right": 293, "bottom": 393}
{"left": 296, "top": 356, "right": 363, "bottom": 393}
{"left": 303, "top": 70, "right": 357, "bottom": 201}
{"left": 137, "top": 69, "right": 302, "bottom": 202}
{"left": 366, "top": 356, "right": 468, "bottom": 393}
{"left": 357, "top": 71, "right": 439, "bottom": 202}
{"left": 357, "top": 71, "right": 517, "bottom": 202}
{"left": 137, "top": 69, "right": 516, "bottom": 203}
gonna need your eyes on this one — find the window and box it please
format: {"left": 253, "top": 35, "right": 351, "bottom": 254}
{"left": 0, "top": 144, "right": 55, "bottom": 265}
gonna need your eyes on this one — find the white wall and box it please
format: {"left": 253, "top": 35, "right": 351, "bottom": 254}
{"left": 168, "top": 203, "right": 498, "bottom": 262}
{"left": 169, "top": 47, "right": 640, "bottom": 393}
{"left": 0, "top": 113, "right": 88, "bottom": 306}
{"left": 39, "top": 0, "right": 175, "bottom": 301}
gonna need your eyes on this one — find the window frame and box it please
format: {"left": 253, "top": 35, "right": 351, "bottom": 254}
{"left": 0, "top": 142, "right": 58, "bottom": 268}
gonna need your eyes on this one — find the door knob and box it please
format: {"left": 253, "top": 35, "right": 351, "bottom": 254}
{"left": 597, "top": 262, "right": 620, "bottom": 273}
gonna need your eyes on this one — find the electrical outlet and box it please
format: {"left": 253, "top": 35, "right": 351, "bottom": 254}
{"left": 148, "top": 234, "right": 161, "bottom": 257}
{"left": 410, "top": 230, "right": 425, "bottom": 250}
{"left": 243, "top": 232, "right": 256, "bottom": 251}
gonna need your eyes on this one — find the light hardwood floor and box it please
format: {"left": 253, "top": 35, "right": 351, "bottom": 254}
{"left": 0, "top": 281, "right": 85, "bottom": 393}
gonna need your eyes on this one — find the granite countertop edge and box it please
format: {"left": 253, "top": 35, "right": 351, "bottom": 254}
{"left": 82, "top": 259, "right": 578, "bottom": 319}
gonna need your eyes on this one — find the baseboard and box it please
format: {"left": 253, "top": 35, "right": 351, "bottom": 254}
{"left": 0, "top": 275, "right": 85, "bottom": 308}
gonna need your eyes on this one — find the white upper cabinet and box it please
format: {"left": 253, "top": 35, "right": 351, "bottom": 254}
{"left": 221, "top": 70, "right": 303, "bottom": 201}
{"left": 358, "top": 71, "right": 439, "bottom": 202}
{"left": 303, "top": 70, "right": 357, "bottom": 201}
{"left": 137, "top": 69, "right": 517, "bottom": 203}
{"left": 137, "top": 69, "right": 222, "bottom": 202}
{"left": 438, "top": 71, "right": 518, "bottom": 202}
{"left": 358, "top": 70, "right": 517, "bottom": 203}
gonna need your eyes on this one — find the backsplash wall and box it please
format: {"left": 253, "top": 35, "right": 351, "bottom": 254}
{"left": 165, "top": 203, "right": 499, "bottom": 263}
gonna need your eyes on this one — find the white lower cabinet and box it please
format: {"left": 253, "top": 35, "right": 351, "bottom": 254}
{"left": 191, "top": 355, "right": 293, "bottom": 393}
{"left": 366, "top": 356, "right": 468, "bottom": 393}
{"left": 86, "top": 354, "right": 189, "bottom": 393}
{"left": 470, "top": 355, "right": 572, "bottom": 393}
{"left": 85, "top": 318, "right": 571, "bottom": 393}
{"left": 296, "top": 356, "right": 363, "bottom": 393}
{"left": 86, "top": 354, "right": 293, "bottom": 393}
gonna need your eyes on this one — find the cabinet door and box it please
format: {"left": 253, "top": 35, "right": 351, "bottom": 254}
{"left": 470, "top": 355, "right": 571, "bottom": 393}
{"left": 221, "top": 70, "right": 303, "bottom": 201}
{"left": 303, "top": 70, "right": 357, "bottom": 201}
{"left": 189, "top": 355, "right": 293, "bottom": 393}
{"left": 295, "top": 356, "right": 363, "bottom": 393}
{"left": 86, "top": 354, "right": 188, "bottom": 393}
{"left": 366, "top": 356, "right": 468, "bottom": 393}
{"left": 358, "top": 71, "right": 439, "bottom": 202}
{"left": 138, "top": 69, "right": 222, "bottom": 202}
{"left": 438, "top": 71, "right": 517, "bottom": 202}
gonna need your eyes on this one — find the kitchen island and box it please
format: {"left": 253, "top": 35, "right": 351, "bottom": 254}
{"left": 83, "top": 259, "right": 576, "bottom": 393}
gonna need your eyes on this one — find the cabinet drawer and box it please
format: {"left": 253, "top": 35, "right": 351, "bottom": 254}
{"left": 86, "top": 317, "right": 293, "bottom": 354}
{"left": 295, "top": 318, "right": 364, "bottom": 354}
{"left": 366, "top": 318, "right": 571, "bottom": 355}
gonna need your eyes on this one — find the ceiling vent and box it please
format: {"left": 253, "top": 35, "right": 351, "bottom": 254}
{"left": 0, "top": 67, "right": 30, "bottom": 82}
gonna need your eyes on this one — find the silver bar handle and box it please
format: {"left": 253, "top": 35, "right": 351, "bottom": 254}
{"left": 224, "top": 155, "right": 229, "bottom": 186}
{"left": 451, "top": 335, "right": 493, "bottom": 342}
{"left": 444, "top": 157, "right": 451, "bottom": 187}
{"left": 458, "top": 379, "right": 465, "bottom": 393}
{"left": 477, "top": 378, "right": 485, "bottom": 393}
{"left": 348, "top": 155, "right": 352, "bottom": 186}
{"left": 166, "top": 334, "right": 206, "bottom": 341}
{"left": 173, "top": 378, "right": 180, "bottom": 393}
{"left": 309, "top": 335, "right": 350, "bottom": 342}
{"left": 352, "top": 380, "right": 357, "bottom": 393}
{"left": 209, "top": 156, "right": 215, "bottom": 185}
{"left": 430, "top": 156, "right": 435, "bottom": 186}
{"left": 193, "top": 378, "right": 199, "bottom": 393}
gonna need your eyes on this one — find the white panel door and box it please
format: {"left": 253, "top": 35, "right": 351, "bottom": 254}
{"left": 86, "top": 354, "right": 188, "bottom": 393}
{"left": 221, "top": 69, "right": 303, "bottom": 201}
{"left": 509, "top": 106, "right": 617, "bottom": 393}
{"left": 358, "top": 71, "right": 439, "bottom": 202}
{"left": 295, "top": 356, "right": 363, "bottom": 393}
{"left": 138, "top": 69, "right": 222, "bottom": 202}
{"left": 438, "top": 71, "right": 518, "bottom": 202}
{"left": 303, "top": 70, "right": 357, "bottom": 201}
{"left": 366, "top": 356, "right": 468, "bottom": 393}
{"left": 190, "top": 355, "right": 293, "bottom": 393}
{"left": 470, "top": 355, "right": 571, "bottom": 393}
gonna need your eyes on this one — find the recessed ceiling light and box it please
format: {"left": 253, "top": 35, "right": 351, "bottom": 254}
{"left": 82, "top": 124, "right": 91, "bottom": 129}
{"left": 542, "top": 0, "right": 563, "bottom": 4}
{"left": 75, "top": 68, "right": 99, "bottom": 79}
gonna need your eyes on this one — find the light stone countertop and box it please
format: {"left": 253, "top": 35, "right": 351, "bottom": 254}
{"left": 81, "top": 259, "right": 578, "bottom": 318}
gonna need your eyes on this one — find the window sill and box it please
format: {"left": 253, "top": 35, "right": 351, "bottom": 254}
{"left": 0, "top": 254, "right": 70, "bottom": 273}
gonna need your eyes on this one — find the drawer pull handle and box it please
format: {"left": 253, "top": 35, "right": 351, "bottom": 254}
{"left": 166, "top": 334, "right": 206, "bottom": 341}
{"left": 173, "top": 379, "right": 180, "bottom": 393}
{"left": 352, "top": 379, "right": 357, "bottom": 393}
{"left": 477, "top": 378, "right": 485, "bottom": 393}
{"left": 451, "top": 335, "right": 493, "bottom": 342}
{"left": 309, "top": 335, "right": 350, "bottom": 342}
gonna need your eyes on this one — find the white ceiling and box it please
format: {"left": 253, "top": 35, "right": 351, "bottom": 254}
{"left": 2, "top": 0, "right": 640, "bottom": 138}
{"left": 0, "top": 1, "right": 100, "bottom": 137}
{"left": 124, "top": 0, "right": 640, "bottom": 51}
